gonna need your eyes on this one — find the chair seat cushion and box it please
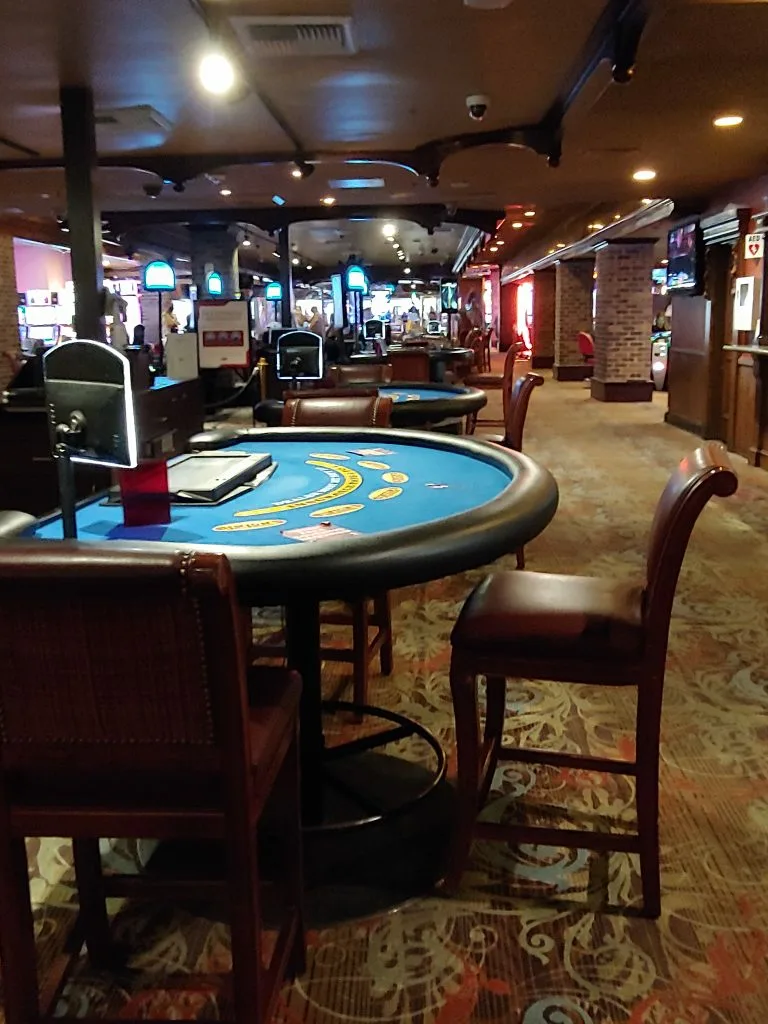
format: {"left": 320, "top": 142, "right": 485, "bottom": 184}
{"left": 451, "top": 571, "right": 645, "bottom": 661}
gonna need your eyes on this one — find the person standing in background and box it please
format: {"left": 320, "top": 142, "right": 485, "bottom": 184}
{"left": 308, "top": 305, "right": 327, "bottom": 337}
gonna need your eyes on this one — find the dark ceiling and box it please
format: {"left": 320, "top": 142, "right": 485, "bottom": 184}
{"left": 0, "top": 0, "right": 767, "bottom": 272}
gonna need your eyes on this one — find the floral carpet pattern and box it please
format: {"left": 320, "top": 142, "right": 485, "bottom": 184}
{"left": 12, "top": 367, "right": 768, "bottom": 1022}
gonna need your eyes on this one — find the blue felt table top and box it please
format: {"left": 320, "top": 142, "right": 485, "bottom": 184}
{"left": 29, "top": 438, "right": 513, "bottom": 548}
{"left": 380, "top": 387, "right": 466, "bottom": 403}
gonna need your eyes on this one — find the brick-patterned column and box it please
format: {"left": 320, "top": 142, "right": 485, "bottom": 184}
{"left": 591, "top": 241, "right": 655, "bottom": 402}
{"left": 532, "top": 267, "right": 555, "bottom": 368}
{"left": 555, "top": 257, "right": 595, "bottom": 381}
{"left": 0, "top": 234, "right": 20, "bottom": 389}
{"left": 189, "top": 225, "right": 243, "bottom": 298}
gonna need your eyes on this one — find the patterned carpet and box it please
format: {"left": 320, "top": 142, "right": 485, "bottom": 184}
{"left": 16, "top": 365, "right": 768, "bottom": 1022}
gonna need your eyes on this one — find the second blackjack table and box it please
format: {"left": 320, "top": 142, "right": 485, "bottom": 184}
{"left": 254, "top": 381, "right": 487, "bottom": 429}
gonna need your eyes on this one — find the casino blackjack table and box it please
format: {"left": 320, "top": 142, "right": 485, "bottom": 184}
{"left": 254, "top": 382, "right": 487, "bottom": 429}
{"left": 12, "top": 427, "right": 558, "bottom": 838}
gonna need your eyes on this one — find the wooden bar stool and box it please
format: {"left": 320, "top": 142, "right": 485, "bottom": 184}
{"left": 446, "top": 444, "right": 738, "bottom": 917}
{"left": 0, "top": 547, "right": 305, "bottom": 1024}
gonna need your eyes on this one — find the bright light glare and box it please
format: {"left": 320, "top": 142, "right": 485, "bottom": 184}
{"left": 382, "top": 222, "right": 397, "bottom": 236}
{"left": 713, "top": 114, "right": 743, "bottom": 128}
{"left": 632, "top": 168, "right": 657, "bottom": 182}
{"left": 199, "top": 51, "right": 236, "bottom": 95}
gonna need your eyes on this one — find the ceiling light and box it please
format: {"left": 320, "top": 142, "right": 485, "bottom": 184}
{"left": 306, "top": 265, "right": 313, "bottom": 271}
{"left": 489, "top": 246, "right": 498, "bottom": 252}
{"left": 511, "top": 222, "right": 523, "bottom": 230}
{"left": 661, "top": 259, "right": 668, "bottom": 265}
{"left": 292, "top": 161, "right": 314, "bottom": 180}
{"left": 292, "top": 257, "right": 300, "bottom": 265}
{"left": 524, "top": 210, "right": 535, "bottom": 218}
{"left": 199, "top": 51, "right": 236, "bottom": 96}
{"left": 632, "top": 168, "right": 657, "bottom": 182}
{"left": 291, "top": 166, "right": 303, "bottom": 179}
{"left": 220, "top": 188, "right": 232, "bottom": 197}
{"left": 713, "top": 114, "right": 743, "bottom": 128}
{"left": 556, "top": 242, "right": 566, "bottom": 249}
{"left": 242, "top": 239, "right": 251, "bottom": 247}
{"left": 404, "top": 268, "right": 411, "bottom": 274}
{"left": 272, "top": 251, "right": 280, "bottom": 258}
{"left": 614, "top": 213, "right": 622, "bottom": 221}
{"left": 641, "top": 198, "right": 654, "bottom": 205}
{"left": 496, "top": 240, "right": 505, "bottom": 246}
{"left": 382, "top": 222, "right": 397, "bottom": 236}
{"left": 547, "top": 248, "right": 555, "bottom": 255}
{"left": 591, "top": 222, "right": 604, "bottom": 231}
{"left": 320, "top": 195, "right": 336, "bottom": 206}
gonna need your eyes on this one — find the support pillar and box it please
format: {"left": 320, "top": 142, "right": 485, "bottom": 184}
{"left": 555, "top": 258, "right": 595, "bottom": 380}
{"left": 189, "top": 225, "right": 243, "bottom": 299}
{"left": 277, "top": 227, "right": 293, "bottom": 327}
{"left": 499, "top": 281, "right": 518, "bottom": 351}
{"left": 60, "top": 86, "right": 104, "bottom": 341}
{"left": 591, "top": 241, "right": 655, "bottom": 402}
{"left": 0, "top": 234, "right": 20, "bottom": 388}
{"left": 532, "top": 268, "right": 555, "bottom": 368}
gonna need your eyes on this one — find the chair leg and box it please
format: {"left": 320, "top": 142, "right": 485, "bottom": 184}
{"left": 375, "top": 592, "right": 393, "bottom": 676}
{"left": 0, "top": 836, "right": 40, "bottom": 1024}
{"left": 228, "top": 827, "right": 265, "bottom": 1024}
{"left": 479, "top": 676, "right": 506, "bottom": 806}
{"left": 445, "top": 663, "right": 482, "bottom": 892}
{"left": 636, "top": 762, "right": 661, "bottom": 918}
{"left": 351, "top": 599, "right": 370, "bottom": 706}
{"left": 466, "top": 413, "right": 477, "bottom": 435}
{"left": 515, "top": 547, "right": 526, "bottom": 570}
{"left": 72, "top": 839, "right": 119, "bottom": 969}
{"left": 285, "top": 727, "right": 306, "bottom": 978}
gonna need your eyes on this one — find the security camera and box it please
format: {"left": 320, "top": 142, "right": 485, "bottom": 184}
{"left": 466, "top": 94, "right": 490, "bottom": 121}
{"left": 143, "top": 182, "right": 163, "bottom": 199}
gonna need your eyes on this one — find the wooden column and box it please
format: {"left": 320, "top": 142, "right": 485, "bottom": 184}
{"left": 60, "top": 86, "right": 104, "bottom": 341}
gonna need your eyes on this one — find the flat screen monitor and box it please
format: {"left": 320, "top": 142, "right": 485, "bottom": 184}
{"left": 275, "top": 330, "right": 324, "bottom": 381}
{"left": 667, "top": 222, "right": 703, "bottom": 294}
{"left": 651, "top": 267, "right": 667, "bottom": 287}
{"left": 440, "top": 280, "right": 459, "bottom": 313}
{"left": 44, "top": 341, "right": 138, "bottom": 469}
{"left": 426, "top": 320, "right": 442, "bottom": 335}
{"left": 362, "top": 318, "right": 385, "bottom": 341}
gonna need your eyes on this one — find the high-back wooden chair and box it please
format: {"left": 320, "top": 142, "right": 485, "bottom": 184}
{"left": 465, "top": 342, "right": 518, "bottom": 434}
{"left": 446, "top": 444, "right": 738, "bottom": 916}
{"left": 329, "top": 363, "right": 393, "bottom": 387}
{"left": 501, "top": 372, "right": 544, "bottom": 452}
{"left": 389, "top": 348, "right": 431, "bottom": 383}
{"left": 0, "top": 547, "right": 304, "bottom": 1024}
{"left": 253, "top": 396, "right": 394, "bottom": 708}
{"left": 282, "top": 393, "right": 392, "bottom": 427}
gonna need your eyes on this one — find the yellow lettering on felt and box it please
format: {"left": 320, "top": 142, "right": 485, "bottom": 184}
{"left": 213, "top": 519, "right": 286, "bottom": 532}
{"left": 369, "top": 487, "right": 403, "bottom": 501}
{"left": 382, "top": 472, "right": 409, "bottom": 484}
{"left": 358, "top": 460, "right": 390, "bottom": 470}
{"left": 234, "top": 460, "right": 363, "bottom": 516}
{"left": 309, "top": 504, "right": 364, "bottom": 518}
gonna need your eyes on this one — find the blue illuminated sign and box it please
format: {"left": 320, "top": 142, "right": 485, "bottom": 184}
{"left": 265, "top": 282, "right": 283, "bottom": 301}
{"left": 143, "top": 260, "right": 176, "bottom": 292}
{"left": 206, "top": 271, "right": 223, "bottom": 296}
{"left": 346, "top": 264, "right": 367, "bottom": 292}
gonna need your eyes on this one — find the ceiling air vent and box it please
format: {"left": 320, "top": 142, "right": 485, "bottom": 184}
{"left": 94, "top": 105, "right": 172, "bottom": 135}
{"left": 229, "top": 16, "right": 356, "bottom": 57}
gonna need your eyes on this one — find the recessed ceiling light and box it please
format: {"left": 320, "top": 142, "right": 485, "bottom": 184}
{"left": 713, "top": 114, "right": 743, "bottom": 128}
{"left": 242, "top": 239, "right": 251, "bottom": 247}
{"left": 556, "top": 242, "right": 566, "bottom": 249}
{"left": 306, "top": 265, "right": 313, "bottom": 270}
{"left": 292, "top": 257, "right": 300, "bottom": 265}
{"left": 524, "top": 210, "right": 535, "bottom": 218}
{"left": 320, "top": 195, "right": 336, "bottom": 206}
{"left": 489, "top": 246, "right": 498, "bottom": 252}
{"left": 590, "top": 222, "right": 604, "bottom": 231}
{"left": 199, "top": 51, "right": 236, "bottom": 95}
{"left": 382, "top": 222, "right": 397, "bottom": 235}
{"left": 614, "top": 213, "right": 622, "bottom": 221}
{"left": 661, "top": 259, "right": 668, "bottom": 265}
{"left": 496, "top": 240, "right": 505, "bottom": 246}
{"left": 291, "top": 166, "right": 303, "bottom": 179}
{"left": 404, "top": 268, "right": 411, "bottom": 274}
{"left": 547, "top": 248, "right": 555, "bottom": 254}
{"left": 512, "top": 222, "right": 523, "bottom": 229}
{"left": 219, "top": 188, "right": 232, "bottom": 196}
{"left": 641, "top": 198, "right": 654, "bottom": 205}
{"left": 632, "top": 168, "right": 656, "bottom": 182}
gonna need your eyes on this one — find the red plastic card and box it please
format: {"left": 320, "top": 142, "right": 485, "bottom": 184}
{"left": 118, "top": 460, "right": 171, "bottom": 527}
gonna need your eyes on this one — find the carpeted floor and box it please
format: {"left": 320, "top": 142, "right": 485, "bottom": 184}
{"left": 16, "top": 363, "right": 768, "bottom": 1023}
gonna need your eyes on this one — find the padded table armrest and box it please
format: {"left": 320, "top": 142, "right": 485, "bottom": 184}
{"left": 0, "top": 510, "right": 36, "bottom": 539}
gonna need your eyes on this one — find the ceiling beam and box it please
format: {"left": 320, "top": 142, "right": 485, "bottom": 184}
{"left": 103, "top": 204, "right": 503, "bottom": 236}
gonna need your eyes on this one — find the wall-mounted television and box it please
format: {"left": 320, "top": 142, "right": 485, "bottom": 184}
{"left": 667, "top": 222, "right": 704, "bottom": 294}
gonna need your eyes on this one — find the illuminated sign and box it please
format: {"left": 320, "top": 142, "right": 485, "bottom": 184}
{"left": 346, "top": 264, "right": 367, "bottom": 292}
{"left": 440, "top": 279, "right": 459, "bottom": 313}
{"left": 142, "top": 260, "right": 176, "bottom": 292}
{"left": 206, "top": 271, "right": 223, "bottom": 296}
{"left": 265, "top": 282, "right": 283, "bottom": 301}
